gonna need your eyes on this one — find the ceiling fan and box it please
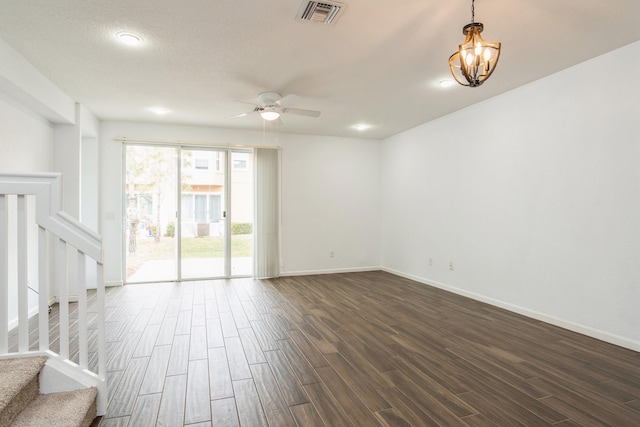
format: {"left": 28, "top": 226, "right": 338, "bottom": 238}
{"left": 228, "top": 92, "right": 321, "bottom": 124}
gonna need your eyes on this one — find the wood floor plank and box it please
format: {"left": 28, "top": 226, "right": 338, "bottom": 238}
{"left": 240, "top": 300, "right": 261, "bottom": 322}
{"left": 456, "top": 391, "right": 530, "bottom": 426}
{"left": 210, "top": 398, "right": 240, "bottom": 427}
{"left": 250, "top": 319, "right": 279, "bottom": 351}
{"left": 289, "top": 403, "right": 326, "bottom": 427}
{"left": 220, "top": 312, "right": 239, "bottom": 338}
{"left": 185, "top": 359, "right": 211, "bottom": 425}
{"left": 133, "top": 324, "right": 161, "bottom": 357}
{"left": 156, "top": 316, "right": 178, "bottom": 346}
{"left": 106, "top": 369, "right": 124, "bottom": 404}
{"left": 233, "top": 378, "right": 268, "bottom": 427}
{"left": 129, "top": 393, "right": 162, "bottom": 427}
{"left": 225, "top": 336, "right": 252, "bottom": 380}
{"left": 263, "top": 349, "right": 309, "bottom": 406}
{"left": 287, "top": 329, "right": 330, "bottom": 369}
{"left": 166, "top": 334, "right": 191, "bottom": 376}
{"left": 374, "top": 408, "right": 412, "bottom": 427}
{"left": 157, "top": 374, "right": 187, "bottom": 427}
{"left": 139, "top": 344, "right": 172, "bottom": 395}
{"left": 192, "top": 304, "right": 206, "bottom": 327}
{"left": 381, "top": 369, "right": 472, "bottom": 425}
{"left": 238, "top": 327, "right": 267, "bottom": 365}
{"left": 107, "top": 356, "right": 150, "bottom": 418}
{"left": 209, "top": 347, "right": 234, "bottom": 400}
{"left": 323, "top": 351, "right": 391, "bottom": 412}
{"left": 148, "top": 301, "right": 169, "bottom": 325}
{"left": 314, "top": 365, "right": 383, "bottom": 427}
{"left": 98, "top": 416, "right": 130, "bottom": 427}
{"left": 277, "top": 338, "right": 320, "bottom": 385}
{"left": 175, "top": 310, "right": 193, "bottom": 336}
{"left": 130, "top": 309, "right": 153, "bottom": 333}
{"left": 303, "top": 381, "right": 355, "bottom": 427}
{"left": 205, "top": 299, "right": 219, "bottom": 320}
{"left": 189, "top": 325, "right": 208, "bottom": 360}
{"left": 250, "top": 363, "right": 297, "bottom": 427}
{"left": 107, "top": 332, "right": 142, "bottom": 371}
{"left": 376, "top": 387, "right": 442, "bottom": 427}
{"left": 538, "top": 395, "right": 604, "bottom": 426}
{"left": 206, "top": 317, "right": 224, "bottom": 349}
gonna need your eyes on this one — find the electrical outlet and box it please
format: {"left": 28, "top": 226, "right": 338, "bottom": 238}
{"left": 449, "top": 262, "right": 454, "bottom": 271}
{"left": 329, "top": 251, "right": 335, "bottom": 258}
{"left": 280, "top": 260, "right": 285, "bottom": 268}
{"left": 428, "top": 258, "right": 433, "bottom": 266}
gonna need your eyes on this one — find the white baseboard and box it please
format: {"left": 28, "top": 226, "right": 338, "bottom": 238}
{"left": 105, "top": 280, "right": 124, "bottom": 287}
{"left": 382, "top": 267, "right": 640, "bottom": 353}
{"left": 280, "top": 266, "right": 381, "bottom": 277}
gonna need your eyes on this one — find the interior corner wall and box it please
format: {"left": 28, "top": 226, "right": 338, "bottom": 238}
{"left": 99, "top": 122, "right": 381, "bottom": 286}
{"left": 380, "top": 41, "right": 640, "bottom": 350}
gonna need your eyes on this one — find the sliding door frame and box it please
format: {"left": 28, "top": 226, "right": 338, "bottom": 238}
{"left": 122, "top": 141, "right": 253, "bottom": 283}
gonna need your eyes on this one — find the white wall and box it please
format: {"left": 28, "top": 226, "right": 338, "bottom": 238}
{"left": 0, "top": 92, "right": 55, "bottom": 327}
{"left": 381, "top": 41, "right": 640, "bottom": 350}
{"left": 0, "top": 95, "right": 54, "bottom": 173}
{"left": 99, "top": 122, "right": 381, "bottom": 285}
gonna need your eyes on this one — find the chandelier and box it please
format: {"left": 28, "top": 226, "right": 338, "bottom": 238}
{"left": 449, "top": 0, "right": 501, "bottom": 87}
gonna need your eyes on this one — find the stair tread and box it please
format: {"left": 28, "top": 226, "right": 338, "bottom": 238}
{"left": 11, "top": 388, "right": 97, "bottom": 427}
{"left": 0, "top": 356, "right": 48, "bottom": 413}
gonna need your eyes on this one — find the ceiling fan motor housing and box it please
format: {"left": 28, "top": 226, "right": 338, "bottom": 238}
{"left": 258, "top": 92, "right": 282, "bottom": 106}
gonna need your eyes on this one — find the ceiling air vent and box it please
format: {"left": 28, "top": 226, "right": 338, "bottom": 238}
{"left": 297, "top": 1, "right": 346, "bottom": 25}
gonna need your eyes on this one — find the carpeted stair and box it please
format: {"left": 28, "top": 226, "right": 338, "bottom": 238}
{"left": 0, "top": 356, "right": 96, "bottom": 427}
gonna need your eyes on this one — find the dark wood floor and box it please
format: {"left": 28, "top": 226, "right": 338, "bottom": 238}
{"left": 22, "top": 271, "right": 640, "bottom": 426}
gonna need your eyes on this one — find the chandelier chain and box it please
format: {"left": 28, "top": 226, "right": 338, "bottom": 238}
{"left": 471, "top": 0, "right": 475, "bottom": 23}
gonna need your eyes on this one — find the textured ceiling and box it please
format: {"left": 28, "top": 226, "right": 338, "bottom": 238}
{"left": 1, "top": 0, "right": 639, "bottom": 139}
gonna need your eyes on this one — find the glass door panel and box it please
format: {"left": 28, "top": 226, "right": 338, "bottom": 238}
{"left": 230, "top": 151, "right": 254, "bottom": 276}
{"left": 181, "top": 149, "right": 226, "bottom": 279}
{"left": 125, "top": 145, "right": 178, "bottom": 283}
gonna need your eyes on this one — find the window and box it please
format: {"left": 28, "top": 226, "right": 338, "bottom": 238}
{"left": 209, "top": 195, "right": 222, "bottom": 222}
{"left": 233, "top": 152, "right": 249, "bottom": 170}
{"left": 195, "top": 195, "right": 208, "bottom": 223}
{"left": 195, "top": 158, "right": 209, "bottom": 170}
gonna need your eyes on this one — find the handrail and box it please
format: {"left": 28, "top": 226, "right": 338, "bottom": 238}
{"left": 0, "top": 173, "right": 106, "bottom": 415}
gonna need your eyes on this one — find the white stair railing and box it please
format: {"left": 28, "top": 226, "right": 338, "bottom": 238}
{"left": 0, "top": 173, "right": 107, "bottom": 415}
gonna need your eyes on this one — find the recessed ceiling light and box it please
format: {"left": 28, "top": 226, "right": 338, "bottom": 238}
{"left": 117, "top": 32, "right": 143, "bottom": 46}
{"left": 353, "top": 124, "right": 371, "bottom": 131}
{"left": 149, "top": 107, "right": 169, "bottom": 115}
{"left": 439, "top": 79, "right": 455, "bottom": 88}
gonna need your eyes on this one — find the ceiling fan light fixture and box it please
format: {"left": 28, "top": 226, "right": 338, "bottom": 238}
{"left": 448, "top": 0, "right": 501, "bottom": 87}
{"left": 260, "top": 110, "right": 280, "bottom": 121}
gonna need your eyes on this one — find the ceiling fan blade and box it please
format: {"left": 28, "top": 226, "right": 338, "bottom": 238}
{"left": 283, "top": 107, "right": 321, "bottom": 118}
{"left": 226, "top": 111, "right": 252, "bottom": 119}
{"left": 234, "top": 100, "right": 260, "bottom": 107}
{"left": 278, "top": 93, "right": 300, "bottom": 105}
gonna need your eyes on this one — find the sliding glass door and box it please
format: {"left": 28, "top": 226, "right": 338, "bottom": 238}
{"left": 125, "top": 144, "right": 253, "bottom": 283}
{"left": 180, "top": 149, "right": 227, "bottom": 279}
{"left": 125, "top": 145, "right": 179, "bottom": 282}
